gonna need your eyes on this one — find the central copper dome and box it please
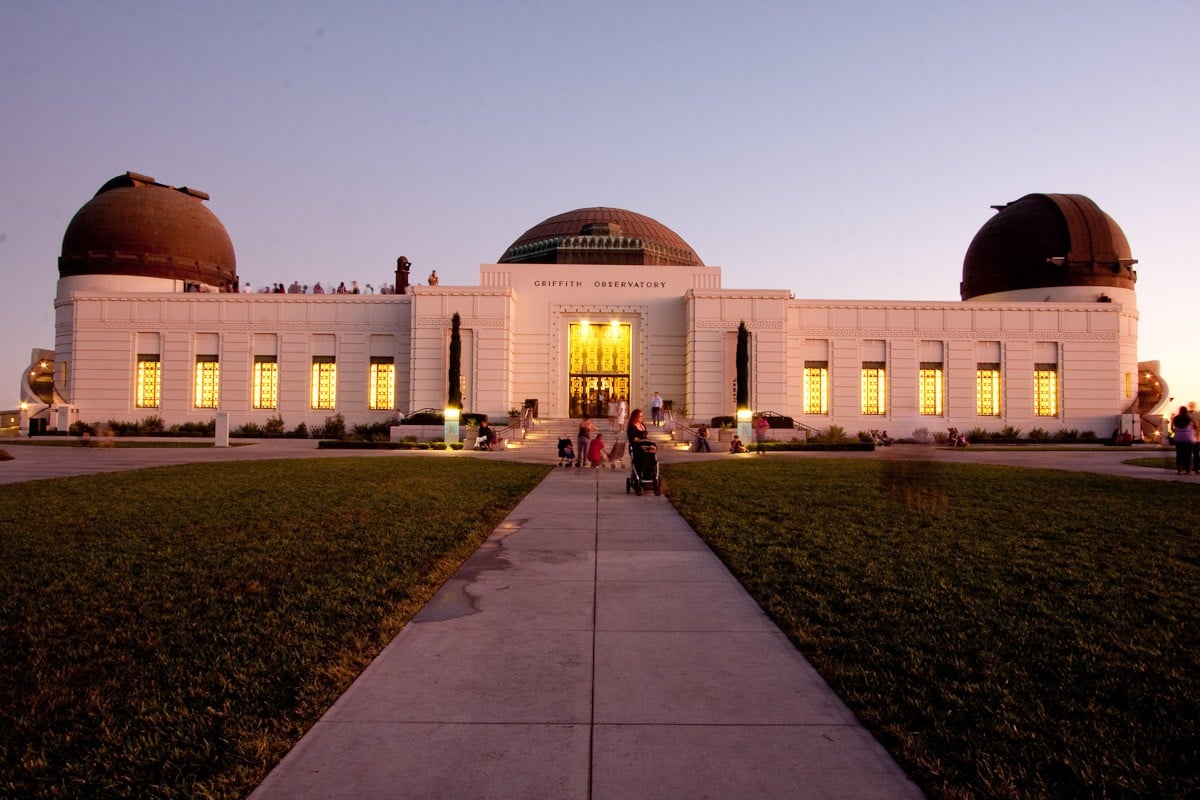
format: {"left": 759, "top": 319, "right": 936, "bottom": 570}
{"left": 499, "top": 207, "right": 702, "bottom": 266}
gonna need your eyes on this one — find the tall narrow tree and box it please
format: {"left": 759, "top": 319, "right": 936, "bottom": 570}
{"left": 448, "top": 312, "right": 462, "bottom": 409}
{"left": 735, "top": 321, "right": 749, "bottom": 410}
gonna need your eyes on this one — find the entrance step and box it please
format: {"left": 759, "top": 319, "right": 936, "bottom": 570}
{"left": 513, "top": 418, "right": 676, "bottom": 463}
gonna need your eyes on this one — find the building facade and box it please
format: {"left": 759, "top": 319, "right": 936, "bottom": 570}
{"left": 18, "top": 174, "right": 1165, "bottom": 438}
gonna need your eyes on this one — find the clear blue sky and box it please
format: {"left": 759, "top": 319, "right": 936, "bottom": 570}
{"left": 2, "top": 1, "right": 1197, "bottom": 416}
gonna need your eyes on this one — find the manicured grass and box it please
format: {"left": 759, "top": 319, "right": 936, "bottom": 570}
{"left": 663, "top": 459, "right": 1199, "bottom": 799}
{"left": 0, "top": 458, "right": 549, "bottom": 799}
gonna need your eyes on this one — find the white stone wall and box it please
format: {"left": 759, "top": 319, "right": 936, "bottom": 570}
{"left": 783, "top": 299, "right": 1129, "bottom": 438}
{"left": 56, "top": 292, "right": 412, "bottom": 429}
{"left": 47, "top": 266, "right": 1135, "bottom": 439}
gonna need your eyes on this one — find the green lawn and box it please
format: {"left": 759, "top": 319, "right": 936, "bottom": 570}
{"left": 0, "top": 458, "right": 549, "bottom": 799}
{"left": 5, "top": 456, "right": 1196, "bottom": 798}
{"left": 662, "top": 460, "right": 1199, "bottom": 799}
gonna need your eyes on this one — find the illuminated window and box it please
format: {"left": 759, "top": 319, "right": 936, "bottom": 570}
{"left": 1124, "top": 371, "right": 1132, "bottom": 399}
{"left": 803, "top": 361, "right": 828, "bottom": 414}
{"left": 194, "top": 355, "right": 219, "bottom": 409}
{"left": 369, "top": 357, "right": 395, "bottom": 410}
{"left": 311, "top": 356, "right": 337, "bottom": 410}
{"left": 918, "top": 363, "right": 944, "bottom": 415}
{"left": 1034, "top": 364, "right": 1058, "bottom": 417}
{"left": 135, "top": 355, "right": 161, "bottom": 408}
{"left": 976, "top": 363, "right": 1001, "bottom": 416}
{"left": 253, "top": 356, "right": 278, "bottom": 409}
{"left": 861, "top": 362, "right": 886, "bottom": 415}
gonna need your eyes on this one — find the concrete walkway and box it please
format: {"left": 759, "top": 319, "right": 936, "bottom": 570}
{"left": 249, "top": 464, "right": 924, "bottom": 799}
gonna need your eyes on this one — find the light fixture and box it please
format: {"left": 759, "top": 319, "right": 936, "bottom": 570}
{"left": 736, "top": 409, "right": 752, "bottom": 423}
{"left": 444, "top": 407, "right": 460, "bottom": 421}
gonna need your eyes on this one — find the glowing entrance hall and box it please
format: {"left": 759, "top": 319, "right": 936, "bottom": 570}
{"left": 568, "top": 321, "right": 631, "bottom": 418}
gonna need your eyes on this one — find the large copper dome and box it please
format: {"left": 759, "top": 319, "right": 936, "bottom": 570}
{"left": 59, "top": 172, "right": 237, "bottom": 287}
{"left": 499, "top": 207, "right": 702, "bottom": 266}
{"left": 960, "top": 193, "right": 1135, "bottom": 300}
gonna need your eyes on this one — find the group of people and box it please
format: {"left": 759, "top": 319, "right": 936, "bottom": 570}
{"left": 573, "top": 416, "right": 626, "bottom": 468}
{"left": 603, "top": 397, "right": 629, "bottom": 431}
{"left": 1171, "top": 403, "right": 1199, "bottom": 475}
{"left": 692, "top": 420, "right": 768, "bottom": 454}
{"left": 689, "top": 424, "right": 751, "bottom": 454}
{"left": 574, "top": 403, "right": 661, "bottom": 468}
{"left": 566, "top": 390, "right": 794, "bottom": 468}
{"left": 255, "top": 281, "right": 365, "bottom": 295}
{"left": 231, "top": 271, "right": 443, "bottom": 296}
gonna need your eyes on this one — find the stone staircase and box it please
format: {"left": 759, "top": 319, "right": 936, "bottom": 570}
{"left": 507, "top": 418, "right": 676, "bottom": 463}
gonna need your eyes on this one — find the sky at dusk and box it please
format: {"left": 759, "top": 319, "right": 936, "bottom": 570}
{"left": 2, "top": 1, "right": 1197, "bottom": 417}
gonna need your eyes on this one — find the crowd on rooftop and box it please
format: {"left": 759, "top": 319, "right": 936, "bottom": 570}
{"left": 197, "top": 270, "right": 443, "bottom": 295}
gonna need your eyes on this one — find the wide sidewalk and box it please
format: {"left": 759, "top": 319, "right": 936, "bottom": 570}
{"left": 249, "top": 464, "right": 924, "bottom": 799}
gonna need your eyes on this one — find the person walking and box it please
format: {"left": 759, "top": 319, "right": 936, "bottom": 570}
{"left": 651, "top": 391, "right": 664, "bottom": 426}
{"left": 754, "top": 415, "right": 769, "bottom": 454}
{"left": 615, "top": 397, "right": 627, "bottom": 431}
{"left": 1190, "top": 401, "right": 1200, "bottom": 473}
{"left": 576, "top": 415, "right": 594, "bottom": 468}
{"left": 1172, "top": 405, "right": 1196, "bottom": 475}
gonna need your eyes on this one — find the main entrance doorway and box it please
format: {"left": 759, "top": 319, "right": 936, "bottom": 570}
{"left": 568, "top": 321, "right": 631, "bottom": 418}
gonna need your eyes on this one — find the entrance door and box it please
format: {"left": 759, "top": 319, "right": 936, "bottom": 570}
{"left": 568, "top": 321, "right": 631, "bottom": 418}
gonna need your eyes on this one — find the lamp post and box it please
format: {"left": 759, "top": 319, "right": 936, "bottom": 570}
{"left": 444, "top": 407, "right": 460, "bottom": 447}
{"left": 736, "top": 407, "right": 753, "bottom": 447}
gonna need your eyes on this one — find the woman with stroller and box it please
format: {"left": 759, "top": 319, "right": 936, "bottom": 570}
{"left": 626, "top": 408, "right": 648, "bottom": 446}
{"left": 625, "top": 408, "right": 659, "bottom": 495}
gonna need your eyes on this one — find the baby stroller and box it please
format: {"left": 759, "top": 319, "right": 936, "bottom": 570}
{"left": 607, "top": 439, "right": 627, "bottom": 470}
{"left": 557, "top": 437, "right": 575, "bottom": 467}
{"left": 626, "top": 440, "right": 661, "bottom": 495}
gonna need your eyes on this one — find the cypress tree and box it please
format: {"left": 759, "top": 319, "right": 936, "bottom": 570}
{"left": 736, "top": 321, "right": 749, "bottom": 410}
{"left": 448, "top": 312, "right": 462, "bottom": 409}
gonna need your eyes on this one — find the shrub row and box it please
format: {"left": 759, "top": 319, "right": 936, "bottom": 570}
{"left": 317, "top": 440, "right": 463, "bottom": 450}
{"left": 66, "top": 414, "right": 400, "bottom": 441}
